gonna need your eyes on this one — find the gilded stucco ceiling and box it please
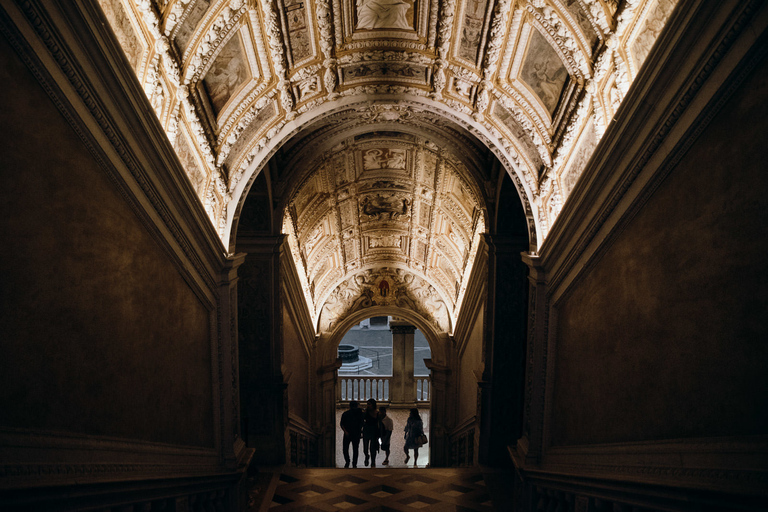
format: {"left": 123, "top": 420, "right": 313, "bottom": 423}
{"left": 99, "top": 0, "right": 679, "bottom": 333}
{"left": 282, "top": 132, "right": 487, "bottom": 333}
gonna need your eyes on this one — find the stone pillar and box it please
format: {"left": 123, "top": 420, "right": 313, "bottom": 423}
{"left": 513, "top": 252, "right": 547, "bottom": 466}
{"left": 238, "top": 236, "right": 285, "bottom": 465}
{"left": 424, "top": 358, "right": 450, "bottom": 467}
{"left": 218, "top": 252, "right": 247, "bottom": 469}
{"left": 390, "top": 323, "right": 416, "bottom": 406}
{"left": 316, "top": 359, "right": 342, "bottom": 466}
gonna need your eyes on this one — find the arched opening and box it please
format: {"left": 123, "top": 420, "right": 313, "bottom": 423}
{"left": 334, "top": 315, "right": 433, "bottom": 467}
{"left": 232, "top": 97, "right": 532, "bottom": 468}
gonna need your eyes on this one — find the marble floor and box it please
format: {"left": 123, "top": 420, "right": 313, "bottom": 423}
{"left": 251, "top": 466, "right": 515, "bottom": 511}
{"left": 334, "top": 407, "right": 431, "bottom": 468}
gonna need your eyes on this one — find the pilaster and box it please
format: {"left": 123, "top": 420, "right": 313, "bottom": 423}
{"left": 514, "top": 252, "right": 547, "bottom": 466}
{"left": 390, "top": 322, "right": 416, "bottom": 406}
{"left": 218, "top": 252, "right": 248, "bottom": 468}
{"left": 424, "top": 358, "right": 450, "bottom": 467}
{"left": 316, "top": 359, "right": 343, "bottom": 466}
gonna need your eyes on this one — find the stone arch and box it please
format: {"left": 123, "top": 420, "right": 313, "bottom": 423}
{"left": 316, "top": 305, "right": 451, "bottom": 369}
{"left": 224, "top": 93, "right": 540, "bottom": 252}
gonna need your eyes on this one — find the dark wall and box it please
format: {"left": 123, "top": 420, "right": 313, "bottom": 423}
{"left": 238, "top": 250, "right": 286, "bottom": 464}
{"left": 0, "top": 35, "right": 214, "bottom": 447}
{"left": 283, "top": 303, "right": 310, "bottom": 422}
{"left": 551, "top": 51, "right": 768, "bottom": 446}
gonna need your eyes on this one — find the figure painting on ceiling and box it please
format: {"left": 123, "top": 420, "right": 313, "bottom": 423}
{"left": 356, "top": 0, "right": 414, "bottom": 30}
{"left": 362, "top": 148, "right": 407, "bottom": 170}
{"left": 520, "top": 29, "right": 568, "bottom": 116}
{"left": 203, "top": 35, "right": 249, "bottom": 116}
{"left": 458, "top": 0, "right": 488, "bottom": 62}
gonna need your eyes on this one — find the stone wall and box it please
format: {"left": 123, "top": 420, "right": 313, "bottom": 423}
{"left": 0, "top": 28, "right": 215, "bottom": 448}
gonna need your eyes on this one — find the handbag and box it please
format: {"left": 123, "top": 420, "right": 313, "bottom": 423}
{"left": 416, "top": 433, "right": 428, "bottom": 446}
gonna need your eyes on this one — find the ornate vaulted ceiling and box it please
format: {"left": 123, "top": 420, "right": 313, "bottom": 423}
{"left": 99, "top": 0, "right": 679, "bottom": 333}
{"left": 282, "top": 131, "right": 487, "bottom": 333}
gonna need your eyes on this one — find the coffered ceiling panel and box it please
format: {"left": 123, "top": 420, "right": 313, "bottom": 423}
{"left": 282, "top": 133, "right": 485, "bottom": 331}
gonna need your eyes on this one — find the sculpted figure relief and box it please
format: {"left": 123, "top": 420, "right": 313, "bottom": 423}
{"left": 361, "top": 194, "right": 410, "bottom": 220}
{"left": 356, "top": 0, "right": 413, "bottom": 30}
{"left": 318, "top": 268, "right": 451, "bottom": 334}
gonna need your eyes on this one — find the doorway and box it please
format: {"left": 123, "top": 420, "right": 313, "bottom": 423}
{"left": 335, "top": 317, "right": 432, "bottom": 467}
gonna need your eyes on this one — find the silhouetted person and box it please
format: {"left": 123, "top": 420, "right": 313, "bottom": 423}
{"left": 403, "top": 408, "right": 424, "bottom": 466}
{"left": 340, "top": 400, "right": 364, "bottom": 468}
{"left": 362, "top": 398, "right": 381, "bottom": 467}
{"left": 379, "top": 406, "right": 393, "bottom": 465}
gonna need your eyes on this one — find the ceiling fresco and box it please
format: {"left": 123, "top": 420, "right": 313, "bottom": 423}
{"left": 98, "top": 0, "right": 680, "bottom": 333}
{"left": 281, "top": 133, "right": 486, "bottom": 331}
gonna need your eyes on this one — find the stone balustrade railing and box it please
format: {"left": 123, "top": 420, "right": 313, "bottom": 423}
{"left": 337, "top": 376, "right": 432, "bottom": 403}
{"left": 338, "top": 376, "right": 391, "bottom": 402}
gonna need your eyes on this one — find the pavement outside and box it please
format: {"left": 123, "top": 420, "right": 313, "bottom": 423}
{"left": 338, "top": 324, "right": 431, "bottom": 377}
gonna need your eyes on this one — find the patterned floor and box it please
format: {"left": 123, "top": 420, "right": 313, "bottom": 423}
{"left": 252, "top": 467, "right": 514, "bottom": 511}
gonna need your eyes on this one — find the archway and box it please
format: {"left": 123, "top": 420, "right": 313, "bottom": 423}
{"left": 315, "top": 306, "right": 451, "bottom": 467}
{"left": 334, "top": 314, "right": 434, "bottom": 468}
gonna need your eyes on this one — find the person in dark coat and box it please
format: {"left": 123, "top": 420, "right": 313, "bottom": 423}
{"left": 403, "top": 408, "right": 424, "bottom": 466}
{"left": 340, "top": 400, "right": 364, "bottom": 468}
{"left": 362, "top": 398, "right": 381, "bottom": 467}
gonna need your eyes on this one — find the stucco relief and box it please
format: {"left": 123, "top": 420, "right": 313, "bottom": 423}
{"left": 560, "top": 117, "right": 596, "bottom": 198}
{"left": 174, "top": 129, "right": 207, "bottom": 197}
{"left": 98, "top": 0, "right": 144, "bottom": 70}
{"left": 360, "top": 194, "right": 410, "bottom": 220}
{"left": 493, "top": 102, "right": 544, "bottom": 172}
{"left": 362, "top": 148, "right": 407, "bottom": 170}
{"left": 355, "top": 0, "right": 414, "bottom": 30}
{"left": 98, "top": 0, "right": 683, "bottom": 264}
{"left": 458, "top": 0, "right": 488, "bottom": 63}
{"left": 173, "top": 0, "right": 211, "bottom": 52}
{"left": 284, "top": 0, "right": 313, "bottom": 62}
{"left": 630, "top": 0, "right": 676, "bottom": 70}
{"left": 563, "top": 0, "right": 599, "bottom": 49}
{"left": 318, "top": 268, "right": 450, "bottom": 333}
{"left": 520, "top": 29, "right": 569, "bottom": 116}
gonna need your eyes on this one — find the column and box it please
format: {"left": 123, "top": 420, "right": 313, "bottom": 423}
{"left": 390, "top": 322, "right": 415, "bottom": 406}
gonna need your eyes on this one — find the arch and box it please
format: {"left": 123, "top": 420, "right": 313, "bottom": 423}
{"left": 224, "top": 93, "right": 541, "bottom": 252}
{"left": 316, "top": 305, "right": 451, "bottom": 369}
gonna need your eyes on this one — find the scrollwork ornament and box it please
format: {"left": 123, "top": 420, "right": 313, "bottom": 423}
{"left": 324, "top": 63, "right": 339, "bottom": 99}
{"left": 431, "top": 61, "right": 446, "bottom": 99}
{"left": 474, "top": 81, "right": 491, "bottom": 121}
{"left": 436, "top": 0, "right": 456, "bottom": 57}
{"left": 482, "top": 0, "right": 513, "bottom": 80}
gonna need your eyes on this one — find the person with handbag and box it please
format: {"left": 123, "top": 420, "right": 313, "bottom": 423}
{"left": 403, "top": 408, "right": 426, "bottom": 466}
{"left": 379, "top": 406, "right": 394, "bottom": 465}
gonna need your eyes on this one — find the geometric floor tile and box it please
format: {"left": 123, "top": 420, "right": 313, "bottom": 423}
{"left": 251, "top": 467, "right": 512, "bottom": 511}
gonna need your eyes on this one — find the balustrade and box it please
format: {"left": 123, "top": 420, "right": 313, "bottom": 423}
{"left": 416, "top": 377, "right": 430, "bottom": 402}
{"left": 338, "top": 376, "right": 390, "bottom": 402}
{"left": 338, "top": 376, "right": 431, "bottom": 403}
